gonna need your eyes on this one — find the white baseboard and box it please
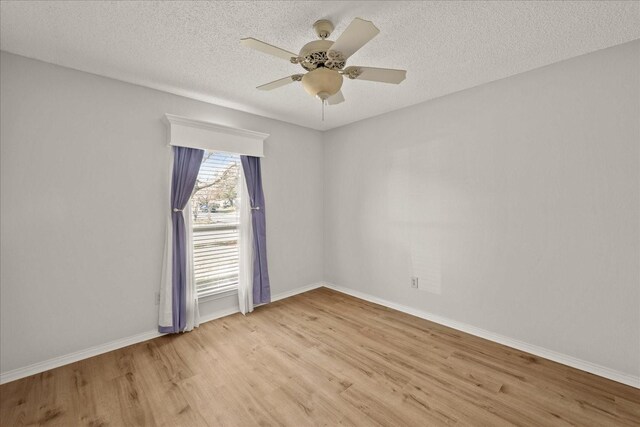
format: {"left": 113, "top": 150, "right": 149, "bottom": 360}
{"left": 271, "top": 282, "right": 323, "bottom": 302}
{"left": 5, "top": 281, "right": 635, "bottom": 389}
{"left": 322, "top": 282, "right": 640, "bottom": 389}
{"left": 0, "top": 329, "right": 163, "bottom": 385}
{"left": 0, "top": 282, "right": 324, "bottom": 385}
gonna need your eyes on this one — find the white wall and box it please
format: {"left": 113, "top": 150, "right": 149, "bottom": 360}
{"left": 2, "top": 40, "right": 639, "bottom": 382}
{"left": 0, "top": 52, "right": 324, "bottom": 373}
{"left": 323, "top": 40, "right": 640, "bottom": 377}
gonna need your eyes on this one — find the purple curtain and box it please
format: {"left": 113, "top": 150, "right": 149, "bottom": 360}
{"left": 159, "top": 146, "right": 204, "bottom": 333}
{"left": 241, "top": 156, "right": 271, "bottom": 305}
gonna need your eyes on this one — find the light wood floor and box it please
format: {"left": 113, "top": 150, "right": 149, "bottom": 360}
{"left": 1, "top": 287, "right": 638, "bottom": 426}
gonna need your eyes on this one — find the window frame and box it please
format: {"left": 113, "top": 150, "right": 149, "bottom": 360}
{"left": 190, "top": 150, "right": 242, "bottom": 300}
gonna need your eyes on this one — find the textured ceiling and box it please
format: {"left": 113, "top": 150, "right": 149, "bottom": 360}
{"left": 1, "top": 1, "right": 639, "bottom": 131}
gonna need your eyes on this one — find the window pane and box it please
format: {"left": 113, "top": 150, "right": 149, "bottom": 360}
{"left": 190, "top": 151, "right": 241, "bottom": 297}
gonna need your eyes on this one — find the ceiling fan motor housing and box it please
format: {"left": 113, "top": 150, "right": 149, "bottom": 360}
{"left": 298, "top": 40, "right": 345, "bottom": 71}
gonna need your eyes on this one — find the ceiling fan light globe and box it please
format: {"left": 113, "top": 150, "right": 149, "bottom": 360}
{"left": 301, "top": 68, "right": 343, "bottom": 98}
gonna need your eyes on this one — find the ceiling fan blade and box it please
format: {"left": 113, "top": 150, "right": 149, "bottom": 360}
{"left": 328, "top": 18, "right": 380, "bottom": 60}
{"left": 327, "top": 91, "right": 345, "bottom": 105}
{"left": 241, "top": 37, "right": 297, "bottom": 61}
{"left": 345, "top": 66, "right": 407, "bottom": 84}
{"left": 256, "top": 75, "right": 302, "bottom": 91}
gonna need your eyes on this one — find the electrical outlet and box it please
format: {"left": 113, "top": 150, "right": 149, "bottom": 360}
{"left": 155, "top": 291, "right": 160, "bottom": 306}
{"left": 411, "top": 277, "right": 419, "bottom": 289}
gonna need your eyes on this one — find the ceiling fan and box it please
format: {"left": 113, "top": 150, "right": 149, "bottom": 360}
{"left": 241, "top": 18, "right": 406, "bottom": 110}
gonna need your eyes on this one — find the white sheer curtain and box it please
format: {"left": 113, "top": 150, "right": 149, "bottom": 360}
{"left": 238, "top": 167, "right": 254, "bottom": 315}
{"left": 183, "top": 202, "right": 199, "bottom": 330}
{"left": 159, "top": 147, "right": 174, "bottom": 330}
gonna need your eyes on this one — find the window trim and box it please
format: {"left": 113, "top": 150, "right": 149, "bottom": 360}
{"left": 198, "top": 287, "right": 238, "bottom": 302}
{"left": 165, "top": 113, "right": 268, "bottom": 157}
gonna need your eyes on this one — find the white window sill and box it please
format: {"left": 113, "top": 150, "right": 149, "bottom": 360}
{"left": 197, "top": 287, "right": 238, "bottom": 303}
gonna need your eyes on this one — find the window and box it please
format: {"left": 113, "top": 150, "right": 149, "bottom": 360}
{"left": 191, "top": 151, "right": 241, "bottom": 298}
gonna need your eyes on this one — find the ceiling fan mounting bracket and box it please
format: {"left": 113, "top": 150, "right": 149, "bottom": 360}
{"left": 313, "top": 19, "right": 334, "bottom": 39}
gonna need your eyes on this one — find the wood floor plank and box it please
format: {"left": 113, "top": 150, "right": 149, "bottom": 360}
{"left": 1, "top": 287, "right": 638, "bottom": 426}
